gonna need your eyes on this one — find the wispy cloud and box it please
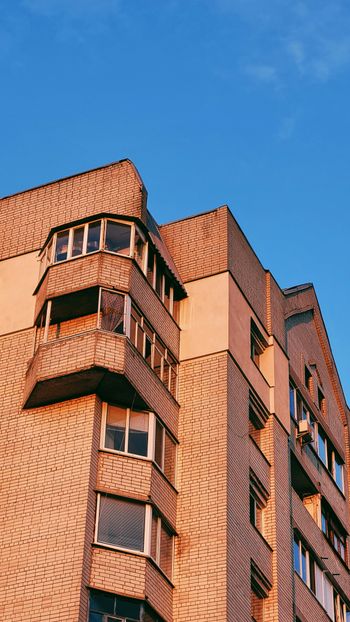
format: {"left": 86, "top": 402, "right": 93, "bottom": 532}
{"left": 278, "top": 115, "right": 296, "bottom": 140}
{"left": 243, "top": 63, "right": 278, "bottom": 84}
{"left": 208, "top": 0, "right": 350, "bottom": 85}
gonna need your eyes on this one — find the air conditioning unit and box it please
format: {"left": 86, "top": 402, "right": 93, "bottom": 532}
{"left": 297, "top": 419, "right": 314, "bottom": 444}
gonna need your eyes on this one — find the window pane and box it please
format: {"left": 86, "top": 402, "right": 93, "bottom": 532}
{"left": 128, "top": 410, "right": 148, "bottom": 457}
{"left": 151, "top": 512, "right": 158, "bottom": 561}
{"left": 90, "top": 590, "right": 115, "bottom": 614}
{"left": 89, "top": 614, "right": 103, "bottom": 622}
{"left": 324, "top": 575, "right": 334, "bottom": 619}
{"left": 294, "top": 537, "right": 300, "bottom": 574}
{"left": 164, "top": 277, "right": 171, "bottom": 311}
{"left": 159, "top": 522, "right": 173, "bottom": 579}
{"left": 335, "top": 457, "right": 344, "bottom": 491}
{"left": 137, "top": 325, "right": 144, "bottom": 355}
{"left": 72, "top": 226, "right": 84, "bottom": 257}
{"left": 155, "top": 259, "right": 163, "bottom": 297}
{"left": 321, "top": 510, "right": 327, "bottom": 535}
{"left": 163, "top": 359, "right": 170, "bottom": 390}
{"left": 105, "top": 405, "right": 126, "bottom": 452}
{"left": 301, "top": 546, "right": 307, "bottom": 582}
{"left": 134, "top": 228, "right": 145, "bottom": 268}
{"left": 98, "top": 496, "right": 145, "bottom": 551}
{"left": 115, "top": 596, "right": 142, "bottom": 619}
{"left": 144, "top": 323, "right": 153, "bottom": 366}
{"left": 155, "top": 419, "right": 164, "bottom": 469}
{"left": 164, "top": 432, "right": 176, "bottom": 485}
{"left": 101, "top": 290, "right": 125, "bottom": 333}
{"left": 289, "top": 385, "right": 295, "bottom": 418}
{"left": 318, "top": 430, "right": 327, "bottom": 466}
{"left": 55, "top": 230, "right": 69, "bottom": 262}
{"left": 154, "top": 346, "right": 163, "bottom": 381}
{"left": 87, "top": 221, "right": 101, "bottom": 253}
{"left": 105, "top": 221, "right": 131, "bottom": 255}
{"left": 147, "top": 247, "right": 155, "bottom": 286}
{"left": 250, "top": 494, "right": 256, "bottom": 525}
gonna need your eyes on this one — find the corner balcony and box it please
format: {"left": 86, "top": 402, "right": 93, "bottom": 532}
{"left": 24, "top": 287, "right": 179, "bottom": 434}
{"left": 24, "top": 330, "right": 178, "bottom": 434}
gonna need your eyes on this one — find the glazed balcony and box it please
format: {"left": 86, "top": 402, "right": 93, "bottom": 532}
{"left": 24, "top": 288, "right": 179, "bottom": 435}
{"left": 34, "top": 251, "right": 180, "bottom": 357}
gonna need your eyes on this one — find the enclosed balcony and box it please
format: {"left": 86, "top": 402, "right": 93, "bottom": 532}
{"left": 24, "top": 287, "right": 179, "bottom": 433}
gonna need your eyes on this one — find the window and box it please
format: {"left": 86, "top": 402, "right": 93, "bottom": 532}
{"left": 102, "top": 403, "right": 177, "bottom": 485}
{"left": 39, "top": 218, "right": 180, "bottom": 319}
{"left": 89, "top": 589, "right": 164, "bottom": 622}
{"left": 104, "top": 405, "right": 149, "bottom": 458}
{"left": 250, "top": 471, "right": 268, "bottom": 535}
{"left": 293, "top": 531, "right": 350, "bottom": 621}
{"left": 95, "top": 495, "right": 174, "bottom": 578}
{"left": 100, "top": 290, "right": 126, "bottom": 334}
{"left": 97, "top": 496, "right": 146, "bottom": 552}
{"left": 151, "top": 510, "right": 174, "bottom": 579}
{"left": 305, "top": 365, "right": 313, "bottom": 394}
{"left": 250, "top": 320, "right": 268, "bottom": 369}
{"left": 321, "top": 501, "right": 347, "bottom": 561}
{"left": 289, "top": 383, "right": 297, "bottom": 420}
{"left": 129, "top": 302, "right": 178, "bottom": 399}
{"left": 318, "top": 387, "right": 326, "bottom": 416}
{"left": 316, "top": 426, "right": 345, "bottom": 493}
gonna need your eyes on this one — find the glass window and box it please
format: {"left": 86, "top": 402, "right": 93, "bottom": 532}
{"left": 164, "top": 276, "right": 171, "bottom": 312}
{"left": 72, "top": 226, "right": 84, "bottom": 257}
{"left": 335, "top": 456, "right": 344, "bottom": 492}
{"left": 147, "top": 247, "right": 155, "bottom": 287}
{"left": 151, "top": 512, "right": 159, "bottom": 561}
{"left": 318, "top": 428, "right": 327, "bottom": 466}
{"left": 155, "top": 259, "right": 163, "bottom": 297}
{"left": 104, "top": 405, "right": 149, "bottom": 458}
{"left": 100, "top": 290, "right": 125, "bottom": 333}
{"left": 87, "top": 220, "right": 101, "bottom": 254}
{"left": 159, "top": 522, "right": 173, "bottom": 579}
{"left": 105, "top": 220, "right": 131, "bottom": 255}
{"left": 154, "top": 418, "right": 164, "bottom": 469}
{"left": 97, "top": 496, "right": 145, "bottom": 552}
{"left": 55, "top": 230, "right": 69, "bottom": 262}
{"left": 301, "top": 545, "right": 307, "bottom": 582}
{"left": 293, "top": 536, "right": 300, "bottom": 574}
{"left": 289, "top": 385, "right": 296, "bottom": 419}
{"left": 105, "top": 405, "right": 126, "bottom": 452}
{"left": 144, "top": 322, "right": 153, "bottom": 366}
{"left": 164, "top": 431, "right": 176, "bottom": 485}
{"left": 134, "top": 228, "right": 146, "bottom": 268}
{"left": 128, "top": 410, "right": 148, "bottom": 457}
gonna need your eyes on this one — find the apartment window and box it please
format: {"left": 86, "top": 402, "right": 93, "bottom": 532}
{"left": 151, "top": 510, "right": 174, "bottom": 579}
{"left": 104, "top": 405, "right": 149, "bottom": 457}
{"left": 316, "top": 426, "right": 344, "bottom": 493}
{"left": 96, "top": 496, "right": 146, "bottom": 552}
{"left": 305, "top": 365, "right": 313, "bottom": 394}
{"left": 321, "top": 501, "right": 347, "bottom": 562}
{"left": 250, "top": 471, "right": 268, "bottom": 535}
{"left": 95, "top": 495, "right": 174, "bottom": 578}
{"left": 129, "top": 302, "right": 178, "bottom": 399}
{"left": 101, "top": 404, "right": 177, "bottom": 485}
{"left": 105, "top": 220, "right": 131, "bottom": 255}
{"left": 100, "top": 290, "right": 126, "bottom": 334}
{"left": 89, "top": 589, "right": 164, "bottom": 622}
{"left": 39, "top": 218, "right": 180, "bottom": 319}
{"left": 293, "top": 531, "right": 350, "bottom": 621}
{"left": 250, "top": 320, "right": 268, "bottom": 369}
{"left": 289, "top": 383, "right": 297, "bottom": 420}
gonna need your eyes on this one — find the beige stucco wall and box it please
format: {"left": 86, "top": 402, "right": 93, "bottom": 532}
{"left": 179, "top": 272, "right": 229, "bottom": 361}
{"left": 0, "top": 251, "right": 39, "bottom": 335}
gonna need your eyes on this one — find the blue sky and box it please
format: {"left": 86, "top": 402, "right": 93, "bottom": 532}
{"left": 1, "top": 0, "right": 350, "bottom": 400}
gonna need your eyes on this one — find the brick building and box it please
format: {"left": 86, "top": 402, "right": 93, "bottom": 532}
{"left": 0, "top": 158, "right": 349, "bottom": 621}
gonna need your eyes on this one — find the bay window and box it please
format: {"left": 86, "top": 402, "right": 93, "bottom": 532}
{"left": 95, "top": 494, "right": 174, "bottom": 579}
{"left": 89, "top": 589, "right": 164, "bottom": 622}
{"left": 39, "top": 217, "right": 180, "bottom": 319}
{"left": 101, "top": 403, "right": 177, "bottom": 485}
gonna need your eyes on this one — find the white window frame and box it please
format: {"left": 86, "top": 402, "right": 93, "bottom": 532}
{"left": 101, "top": 403, "right": 177, "bottom": 486}
{"left": 100, "top": 402, "right": 153, "bottom": 460}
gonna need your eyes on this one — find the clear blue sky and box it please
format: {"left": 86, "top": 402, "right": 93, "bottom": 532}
{"left": 1, "top": 0, "right": 349, "bottom": 401}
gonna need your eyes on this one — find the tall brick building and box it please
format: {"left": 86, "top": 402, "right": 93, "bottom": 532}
{"left": 1, "top": 159, "right": 349, "bottom": 621}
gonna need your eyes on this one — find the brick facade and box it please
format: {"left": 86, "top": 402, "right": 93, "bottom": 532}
{"left": 1, "top": 159, "right": 349, "bottom": 621}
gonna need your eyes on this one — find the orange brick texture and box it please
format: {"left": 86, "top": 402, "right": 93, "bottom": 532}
{"left": 0, "top": 159, "right": 147, "bottom": 260}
